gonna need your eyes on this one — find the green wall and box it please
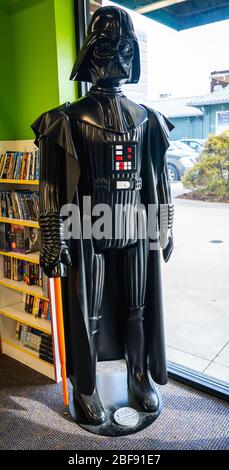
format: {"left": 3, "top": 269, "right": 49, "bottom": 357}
{"left": 0, "top": 1, "right": 16, "bottom": 139}
{"left": 54, "top": 0, "right": 77, "bottom": 104}
{"left": 0, "top": 0, "right": 77, "bottom": 140}
{"left": 9, "top": 0, "right": 60, "bottom": 140}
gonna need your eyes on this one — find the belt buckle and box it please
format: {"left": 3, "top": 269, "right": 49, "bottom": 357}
{"left": 116, "top": 180, "right": 131, "bottom": 190}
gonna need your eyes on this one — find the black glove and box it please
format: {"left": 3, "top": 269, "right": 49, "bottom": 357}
{"left": 39, "top": 212, "right": 71, "bottom": 277}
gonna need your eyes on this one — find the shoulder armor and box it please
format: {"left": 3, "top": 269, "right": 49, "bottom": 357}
{"left": 31, "top": 103, "right": 70, "bottom": 145}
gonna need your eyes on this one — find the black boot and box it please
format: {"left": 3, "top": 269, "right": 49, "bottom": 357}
{"left": 125, "top": 307, "right": 159, "bottom": 412}
{"left": 74, "top": 387, "right": 106, "bottom": 425}
{"left": 73, "top": 316, "right": 106, "bottom": 425}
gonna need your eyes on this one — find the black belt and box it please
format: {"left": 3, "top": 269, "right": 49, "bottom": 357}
{"left": 93, "top": 176, "right": 142, "bottom": 191}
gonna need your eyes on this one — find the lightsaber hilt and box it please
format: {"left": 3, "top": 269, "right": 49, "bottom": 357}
{"left": 54, "top": 276, "right": 69, "bottom": 406}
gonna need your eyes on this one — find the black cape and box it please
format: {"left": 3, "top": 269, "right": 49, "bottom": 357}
{"left": 32, "top": 102, "right": 173, "bottom": 395}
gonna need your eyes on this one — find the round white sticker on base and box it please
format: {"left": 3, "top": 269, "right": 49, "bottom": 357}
{"left": 113, "top": 407, "right": 139, "bottom": 427}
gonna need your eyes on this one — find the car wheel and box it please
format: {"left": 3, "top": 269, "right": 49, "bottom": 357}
{"left": 167, "top": 164, "right": 179, "bottom": 182}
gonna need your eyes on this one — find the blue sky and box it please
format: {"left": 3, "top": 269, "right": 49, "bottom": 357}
{"left": 104, "top": 1, "right": 229, "bottom": 99}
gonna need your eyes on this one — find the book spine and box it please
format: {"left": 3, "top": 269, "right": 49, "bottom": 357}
{"left": 0, "top": 153, "right": 5, "bottom": 177}
{"left": 32, "top": 296, "right": 40, "bottom": 318}
{"left": 15, "top": 321, "right": 20, "bottom": 339}
{"left": 20, "top": 324, "right": 28, "bottom": 343}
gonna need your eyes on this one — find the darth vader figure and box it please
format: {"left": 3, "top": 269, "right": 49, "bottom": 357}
{"left": 32, "top": 5, "right": 174, "bottom": 428}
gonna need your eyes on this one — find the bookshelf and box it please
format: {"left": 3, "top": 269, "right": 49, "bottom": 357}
{"left": 0, "top": 250, "right": 39, "bottom": 264}
{"left": 0, "top": 140, "right": 61, "bottom": 382}
{"left": 0, "top": 179, "right": 39, "bottom": 185}
{"left": 0, "top": 278, "right": 49, "bottom": 300}
{"left": 0, "top": 303, "right": 51, "bottom": 334}
{"left": 0, "top": 217, "right": 39, "bottom": 228}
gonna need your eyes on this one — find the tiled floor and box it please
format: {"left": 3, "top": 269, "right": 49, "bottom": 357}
{"left": 163, "top": 188, "right": 229, "bottom": 384}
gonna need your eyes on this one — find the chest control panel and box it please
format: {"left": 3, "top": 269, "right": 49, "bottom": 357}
{"left": 109, "top": 142, "right": 137, "bottom": 174}
{"left": 93, "top": 141, "right": 141, "bottom": 191}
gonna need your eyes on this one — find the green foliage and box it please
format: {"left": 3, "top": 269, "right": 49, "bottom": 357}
{"left": 182, "top": 131, "right": 229, "bottom": 199}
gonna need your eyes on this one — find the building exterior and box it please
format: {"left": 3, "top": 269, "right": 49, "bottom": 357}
{"left": 188, "top": 85, "right": 229, "bottom": 137}
{"left": 148, "top": 96, "right": 204, "bottom": 140}
{"left": 150, "top": 85, "right": 229, "bottom": 140}
{"left": 210, "top": 70, "right": 229, "bottom": 92}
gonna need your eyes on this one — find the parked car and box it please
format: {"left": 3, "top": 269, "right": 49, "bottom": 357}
{"left": 180, "top": 138, "right": 206, "bottom": 154}
{"left": 166, "top": 141, "right": 197, "bottom": 181}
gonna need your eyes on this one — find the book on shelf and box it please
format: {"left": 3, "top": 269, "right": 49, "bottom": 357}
{"left": 0, "top": 190, "right": 39, "bottom": 220}
{"left": 0, "top": 223, "right": 11, "bottom": 251}
{"left": 15, "top": 322, "right": 53, "bottom": 364}
{"left": 4, "top": 256, "right": 24, "bottom": 281}
{"left": 24, "top": 294, "right": 50, "bottom": 319}
{"left": 0, "top": 223, "right": 39, "bottom": 253}
{"left": 0, "top": 150, "right": 39, "bottom": 180}
{"left": 10, "top": 225, "right": 39, "bottom": 253}
{"left": 0, "top": 143, "right": 58, "bottom": 379}
{"left": 2, "top": 255, "right": 48, "bottom": 295}
{"left": 3, "top": 255, "right": 42, "bottom": 283}
{"left": 39, "top": 333, "right": 53, "bottom": 364}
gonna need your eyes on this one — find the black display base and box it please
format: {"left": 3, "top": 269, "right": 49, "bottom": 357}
{"left": 69, "top": 372, "right": 162, "bottom": 436}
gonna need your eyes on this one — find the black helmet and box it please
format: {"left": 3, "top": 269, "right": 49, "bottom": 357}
{"left": 70, "top": 5, "right": 140, "bottom": 85}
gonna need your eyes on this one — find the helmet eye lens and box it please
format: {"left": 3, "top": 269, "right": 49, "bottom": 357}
{"left": 118, "top": 40, "right": 133, "bottom": 57}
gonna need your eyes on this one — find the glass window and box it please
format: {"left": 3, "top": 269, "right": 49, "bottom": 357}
{"left": 100, "top": 0, "right": 229, "bottom": 391}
